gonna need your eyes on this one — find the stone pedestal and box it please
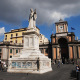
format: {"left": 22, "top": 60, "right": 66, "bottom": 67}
{"left": 7, "top": 28, "right": 52, "bottom": 74}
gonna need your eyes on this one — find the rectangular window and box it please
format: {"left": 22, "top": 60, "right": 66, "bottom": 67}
{"left": 10, "top": 41, "right": 13, "bottom": 43}
{"left": 5, "top": 35, "right": 7, "bottom": 37}
{"left": 16, "top": 49, "right": 18, "bottom": 53}
{"left": 22, "top": 40, "right": 24, "bottom": 43}
{"left": 0, "top": 49, "right": 2, "bottom": 53}
{"left": 40, "top": 49, "right": 43, "bottom": 53}
{"left": 77, "top": 46, "right": 79, "bottom": 58}
{"left": 0, "top": 56, "right": 1, "bottom": 59}
{"left": 16, "top": 33, "right": 18, "bottom": 37}
{"left": 16, "top": 40, "right": 17, "bottom": 43}
{"left": 5, "top": 35, "right": 7, "bottom": 40}
{"left": 45, "top": 48, "right": 48, "bottom": 53}
{"left": 11, "top": 34, "right": 13, "bottom": 38}
{"left": 10, "top": 49, "right": 12, "bottom": 53}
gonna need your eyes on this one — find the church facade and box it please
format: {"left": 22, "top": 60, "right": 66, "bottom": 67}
{"left": 51, "top": 19, "right": 80, "bottom": 64}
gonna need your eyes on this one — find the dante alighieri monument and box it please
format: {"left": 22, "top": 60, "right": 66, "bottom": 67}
{"left": 7, "top": 9, "right": 52, "bottom": 74}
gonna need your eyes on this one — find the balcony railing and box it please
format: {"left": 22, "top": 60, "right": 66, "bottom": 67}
{"left": 10, "top": 36, "right": 23, "bottom": 39}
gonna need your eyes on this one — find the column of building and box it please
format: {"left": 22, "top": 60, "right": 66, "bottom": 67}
{"left": 52, "top": 47, "right": 56, "bottom": 60}
{"left": 69, "top": 46, "right": 73, "bottom": 60}
{"left": 78, "top": 46, "right": 80, "bottom": 58}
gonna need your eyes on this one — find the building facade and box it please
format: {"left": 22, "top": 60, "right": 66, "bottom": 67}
{"left": 4, "top": 27, "right": 40, "bottom": 44}
{"left": 51, "top": 19, "right": 80, "bottom": 64}
{"left": 0, "top": 27, "right": 51, "bottom": 64}
{"left": 0, "top": 19, "right": 80, "bottom": 65}
{"left": 4, "top": 27, "right": 49, "bottom": 45}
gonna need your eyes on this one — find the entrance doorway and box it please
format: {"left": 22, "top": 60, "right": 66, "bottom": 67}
{"left": 58, "top": 38, "right": 69, "bottom": 64}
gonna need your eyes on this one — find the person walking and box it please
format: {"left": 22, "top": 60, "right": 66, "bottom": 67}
{"left": 73, "top": 60, "right": 74, "bottom": 65}
{"left": 3, "top": 62, "right": 6, "bottom": 71}
{"left": 1, "top": 62, "right": 3, "bottom": 71}
{"left": 57, "top": 60, "right": 60, "bottom": 68}
{"left": 0, "top": 61, "right": 1, "bottom": 71}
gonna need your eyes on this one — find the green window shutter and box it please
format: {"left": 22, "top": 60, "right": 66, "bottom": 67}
{"left": 0, "top": 49, "right": 2, "bottom": 52}
{"left": 16, "top": 50, "right": 18, "bottom": 53}
{"left": 10, "top": 49, "right": 12, "bottom": 53}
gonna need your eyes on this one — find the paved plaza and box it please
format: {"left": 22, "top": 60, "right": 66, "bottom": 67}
{"left": 0, "top": 64, "right": 77, "bottom": 80}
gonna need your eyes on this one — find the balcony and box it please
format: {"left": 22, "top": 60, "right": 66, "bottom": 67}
{"left": 10, "top": 36, "right": 23, "bottom": 39}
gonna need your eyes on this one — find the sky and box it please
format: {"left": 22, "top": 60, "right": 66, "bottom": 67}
{"left": 0, "top": 0, "right": 80, "bottom": 41}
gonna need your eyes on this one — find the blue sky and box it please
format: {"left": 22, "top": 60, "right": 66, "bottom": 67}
{"left": 0, "top": 0, "right": 80, "bottom": 41}
{"left": 0, "top": 15, "right": 80, "bottom": 42}
{"left": 65, "top": 15, "right": 80, "bottom": 39}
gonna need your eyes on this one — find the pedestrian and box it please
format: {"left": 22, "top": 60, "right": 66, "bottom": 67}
{"left": 73, "top": 60, "right": 74, "bottom": 65}
{"left": 1, "top": 62, "right": 3, "bottom": 71}
{"left": 0, "top": 61, "right": 1, "bottom": 71}
{"left": 76, "top": 65, "right": 79, "bottom": 79}
{"left": 3, "top": 62, "right": 6, "bottom": 71}
{"left": 53, "top": 61, "right": 55, "bottom": 65}
{"left": 55, "top": 60, "right": 56, "bottom": 64}
{"left": 76, "top": 65, "right": 79, "bottom": 72}
{"left": 27, "top": 73, "right": 28, "bottom": 75}
{"left": 57, "top": 60, "right": 60, "bottom": 68}
{"left": 37, "top": 57, "right": 39, "bottom": 71}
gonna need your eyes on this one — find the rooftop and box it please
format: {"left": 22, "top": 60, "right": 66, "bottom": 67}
{"left": 55, "top": 19, "right": 68, "bottom": 24}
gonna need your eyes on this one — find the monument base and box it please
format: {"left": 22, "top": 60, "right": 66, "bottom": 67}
{"left": 7, "top": 68, "right": 52, "bottom": 74}
{"left": 7, "top": 49, "right": 52, "bottom": 74}
{"left": 7, "top": 59, "right": 52, "bottom": 74}
{"left": 7, "top": 28, "right": 52, "bottom": 74}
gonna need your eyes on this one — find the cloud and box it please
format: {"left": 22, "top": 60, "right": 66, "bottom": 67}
{"left": 51, "top": 12, "right": 68, "bottom": 22}
{"left": 0, "top": 0, "right": 80, "bottom": 25}
{"left": 0, "top": 27, "right": 5, "bottom": 36}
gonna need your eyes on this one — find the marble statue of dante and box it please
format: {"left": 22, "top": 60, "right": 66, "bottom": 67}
{"left": 28, "top": 8, "right": 37, "bottom": 29}
{"left": 28, "top": 8, "right": 34, "bottom": 28}
{"left": 33, "top": 9, "right": 37, "bottom": 28}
